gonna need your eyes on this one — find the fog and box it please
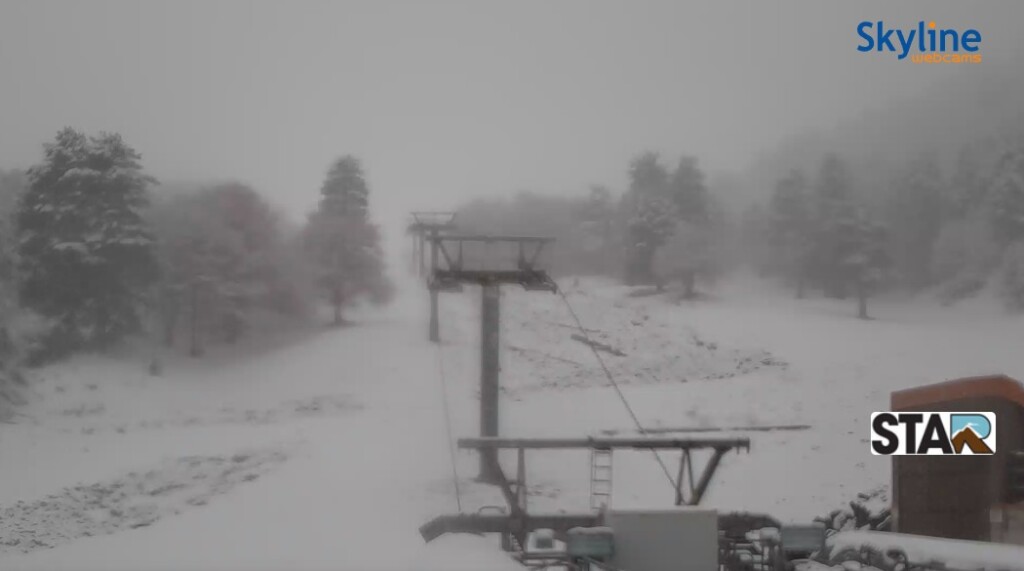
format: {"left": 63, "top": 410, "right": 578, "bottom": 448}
{"left": 3, "top": 1, "right": 1023, "bottom": 258}
{"left": 6, "top": 2, "right": 1024, "bottom": 568}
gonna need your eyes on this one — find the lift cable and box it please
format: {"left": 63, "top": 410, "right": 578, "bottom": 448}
{"left": 435, "top": 338, "right": 464, "bottom": 512}
{"left": 554, "top": 284, "right": 680, "bottom": 495}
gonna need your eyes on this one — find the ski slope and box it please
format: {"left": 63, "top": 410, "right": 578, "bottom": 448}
{"left": 2, "top": 275, "right": 1023, "bottom": 569}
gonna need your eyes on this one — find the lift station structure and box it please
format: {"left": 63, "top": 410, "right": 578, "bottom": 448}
{"left": 425, "top": 233, "right": 558, "bottom": 480}
{"left": 406, "top": 211, "right": 457, "bottom": 279}
{"left": 418, "top": 231, "right": 755, "bottom": 570}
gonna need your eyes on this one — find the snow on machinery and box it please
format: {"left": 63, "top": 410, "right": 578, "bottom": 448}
{"left": 418, "top": 436, "right": 789, "bottom": 571}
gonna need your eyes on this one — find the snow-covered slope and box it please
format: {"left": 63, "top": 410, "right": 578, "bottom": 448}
{"left": 2, "top": 275, "right": 1023, "bottom": 569}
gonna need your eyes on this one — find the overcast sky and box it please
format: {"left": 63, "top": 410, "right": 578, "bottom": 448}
{"left": 2, "top": 1, "right": 1023, "bottom": 252}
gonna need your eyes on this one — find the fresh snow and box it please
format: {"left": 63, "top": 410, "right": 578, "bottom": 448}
{"left": 1, "top": 274, "right": 1023, "bottom": 569}
{"left": 827, "top": 530, "right": 1024, "bottom": 571}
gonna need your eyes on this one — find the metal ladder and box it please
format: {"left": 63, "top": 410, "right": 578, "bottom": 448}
{"left": 589, "top": 448, "right": 613, "bottom": 511}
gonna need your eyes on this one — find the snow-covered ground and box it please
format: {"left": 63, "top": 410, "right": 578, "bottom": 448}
{"left": 2, "top": 274, "right": 1023, "bottom": 569}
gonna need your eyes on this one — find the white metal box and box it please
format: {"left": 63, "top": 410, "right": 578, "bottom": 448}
{"left": 606, "top": 508, "right": 718, "bottom": 571}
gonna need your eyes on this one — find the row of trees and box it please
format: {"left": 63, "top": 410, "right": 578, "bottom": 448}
{"left": 750, "top": 154, "right": 887, "bottom": 317}
{"left": 455, "top": 151, "right": 727, "bottom": 297}
{"left": 1, "top": 128, "right": 392, "bottom": 366}
{"left": 750, "top": 126, "right": 1024, "bottom": 316}
{"left": 456, "top": 128, "right": 1024, "bottom": 319}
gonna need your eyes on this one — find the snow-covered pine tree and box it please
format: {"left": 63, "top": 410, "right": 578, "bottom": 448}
{"left": 320, "top": 155, "right": 369, "bottom": 220}
{"left": 947, "top": 138, "right": 998, "bottom": 220}
{"left": 661, "top": 156, "right": 711, "bottom": 296}
{"left": 739, "top": 202, "right": 772, "bottom": 275}
{"left": 768, "top": 169, "right": 811, "bottom": 297}
{"left": 0, "top": 169, "right": 25, "bottom": 295}
{"left": 999, "top": 241, "right": 1024, "bottom": 310}
{"left": 622, "top": 152, "right": 675, "bottom": 285}
{"left": 0, "top": 170, "right": 28, "bottom": 416}
{"left": 654, "top": 194, "right": 726, "bottom": 299}
{"left": 305, "top": 156, "right": 392, "bottom": 325}
{"left": 842, "top": 208, "right": 889, "bottom": 319}
{"left": 987, "top": 143, "right": 1024, "bottom": 246}
{"left": 885, "top": 153, "right": 945, "bottom": 289}
{"left": 17, "top": 129, "right": 157, "bottom": 360}
{"left": 927, "top": 137, "right": 1012, "bottom": 303}
{"left": 810, "top": 153, "right": 859, "bottom": 299}
{"left": 669, "top": 156, "right": 707, "bottom": 223}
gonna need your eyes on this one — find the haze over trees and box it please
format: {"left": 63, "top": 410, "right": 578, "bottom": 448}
{"left": 453, "top": 109, "right": 1024, "bottom": 319}
{"left": 0, "top": 63, "right": 1022, "bottom": 381}
{"left": 303, "top": 155, "right": 393, "bottom": 326}
{"left": 752, "top": 126, "right": 1024, "bottom": 317}
{"left": 456, "top": 151, "right": 722, "bottom": 297}
{"left": 149, "top": 182, "right": 312, "bottom": 356}
{"left": 0, "top": 129, "right": 395, "bottom": 379}
{"left": 17, "top": 128, "right": 158, "bottom": 361}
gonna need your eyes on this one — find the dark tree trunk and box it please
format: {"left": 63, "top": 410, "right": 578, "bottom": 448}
{"left": 624, "top": 249, "right": 649, "bottom": 286}
{"left": 94, "top": 304, "right": 109, "bottom": 348}
{"left": 162, "top": 299, "right": 176, "bottom": 347}
{"left": 163, "top": 317, "right": 175, "bottom": 347}
{"left": 189, "top": 283, "right": 203, "bottom": 357}
{"left": 223, "top": 314, "right": 242, "bottom": 344}
{"left": 682, "top": 270, "right": 697, "bottom": 299}
{"left": 857, "top": 280, "right": 869, "bottom": 320}
{"left": 332, "top": 286, "right": 344, "bottom": 326}
{"left": 634, "top": 247, "right": 656, "bottom": 285}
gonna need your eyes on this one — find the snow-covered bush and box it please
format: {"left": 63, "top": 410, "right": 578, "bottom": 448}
{"left": 814, "top": 488, "right": 891, "bottom": 535}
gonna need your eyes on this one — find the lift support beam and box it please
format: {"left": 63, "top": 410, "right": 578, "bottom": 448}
{"left": 421, "top": 436, "right": 751, "bottom": 548}
{"left": 460, "top": 436, "right": 749, "bottom": 507}
{"left": 406, "top": 211, "right": 457, "bottom": 279}
{"left": 458, "top": 436, "right": 752, "bottom": 450}
{"left": 419, "top": 513, "right": 599, "bottom": 543}
{"left": 425, "top": 234, "right": 557, "bottom": 482}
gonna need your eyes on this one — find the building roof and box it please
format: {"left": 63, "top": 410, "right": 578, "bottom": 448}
{"left": 891, "top": 374, "right": 1024, "bottom": 410}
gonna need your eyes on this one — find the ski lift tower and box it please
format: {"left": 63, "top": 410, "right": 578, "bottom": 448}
{"left": 407, "top": 212, "right": 458, "bottom": 343}
{"left": 420, "top": 435, "right": 751, "bottom": 563}
{"left": 407, "top": 211, "right": 457, "bottom": 278}
{"left": 426, "top": 234, "right": 557, "bottom": 482}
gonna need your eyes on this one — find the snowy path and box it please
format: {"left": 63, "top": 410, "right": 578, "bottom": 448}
{"left": 0, "top": 286, "right": 520, "bottom": 570}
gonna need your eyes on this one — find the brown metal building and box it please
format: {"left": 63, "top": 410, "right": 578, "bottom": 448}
{"left": 891, "top": 375, "right": 1024, "bottom": 544}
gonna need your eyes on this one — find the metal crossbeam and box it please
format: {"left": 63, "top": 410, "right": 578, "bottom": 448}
{"left": 408, "top": 211, "right": 457, "bottom": 228}
{"left": 419, "top": 513, "right": 599, "bottom": 543}
{"left": 458, "top": 436, "right": 751, "bottom": 450}
{"left": 407, "top": 211, "right": 457, "bottom": 281}
{"left": 426, "top": 234, "right": 556, "bottom": 289}
{"left": 432, "top": 269, "right": 556, "bottom": 291}
{"left": 430, "top": 234, "right": 554, "bottom": 244}
{"left": 452, "top": 435, "right": 749, "bottom": 527}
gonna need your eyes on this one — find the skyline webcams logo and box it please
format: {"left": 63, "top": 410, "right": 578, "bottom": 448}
{"left": 871, "top": 412, "right": 996, "bottom": 455}
{"left": 857, "top": 21, "right": 982, "bottom": 63}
